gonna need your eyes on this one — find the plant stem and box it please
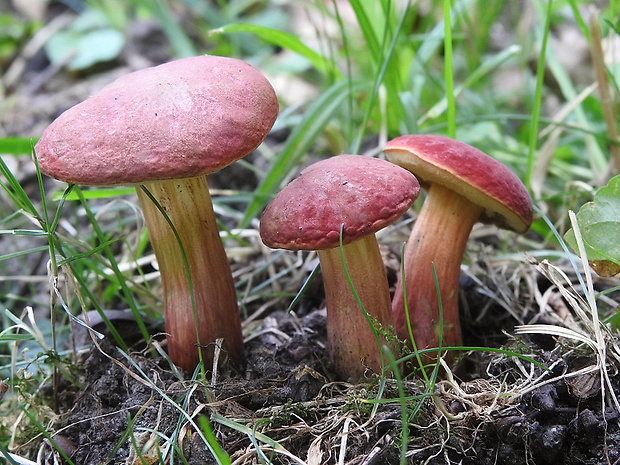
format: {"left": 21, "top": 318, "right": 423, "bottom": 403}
{"left": 137, "top": 176, "right": 243, "bottom": 372}
{"left": 319, "top": 234, "right": 394, "bottom": 381}
{"left": 392, "top": 183, "right": 482, "bottom": 360}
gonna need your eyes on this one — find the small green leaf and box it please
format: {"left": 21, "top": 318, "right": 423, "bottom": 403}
{"left": 564, "top": 174, "right": 620, "bottom": 276}
{"left": 45, "top": 9, "right": 125, "bottom": 71}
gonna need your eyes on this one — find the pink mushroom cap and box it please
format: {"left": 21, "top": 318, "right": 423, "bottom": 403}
{"left": 385, "top": 135, "right": 533, "bottom": 233}
{"left": 35, "top": 55, "right": 278, "bottom": 185}
{"left": 260, "top": 155, "right": 420, "bottom": 250}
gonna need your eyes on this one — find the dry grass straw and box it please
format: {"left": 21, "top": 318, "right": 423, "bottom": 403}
{"left": 514, "top": 211, "right": 620, "bottom": 410}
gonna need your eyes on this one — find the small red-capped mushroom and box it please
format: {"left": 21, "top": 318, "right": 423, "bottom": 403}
{"left": 35, "top": 55, "right": 279, "bottom": 373}
{"left": 384, "top": 135, "right": 533, "bottom": 365}
{"left": 259, "top": 155, "right": 420, "bottom": 381}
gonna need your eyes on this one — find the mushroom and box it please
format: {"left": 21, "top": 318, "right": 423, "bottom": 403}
{"left": 259, "top": 155, "right": 420, "bottom": 381}
{"left": 35, "top": 55, "right": 279, "bottom": 372}
{"left": 384, "top": 135, "right": 533, "bottom": 364}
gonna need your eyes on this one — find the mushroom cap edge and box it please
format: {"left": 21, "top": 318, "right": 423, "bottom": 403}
{"left": 385, "top": 134, "right": 533, "bottom": 233}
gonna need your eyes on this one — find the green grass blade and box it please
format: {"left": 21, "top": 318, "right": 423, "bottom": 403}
{"left": 56, "top": 237, "right": 121, "bottom": 266}
{"left": 210, "top": 23, "right": 340, "bottom": 78}
{"left": 418, "top": 45, "right": 521, "bottom": 126}
{"left": 115, "top": 349, "right": 230, "bottom": 465}
{"left": 349, "top": 0, "right": 410, "bottom": 135}
{"left": 135, "top": 0, "right": 196, "bottom": 57}
{"left": 211, "top": 413, "right": 303, "bottom": 462}
{"left": 0, "top": 445, "right": 23, "bottom": 465}
{"left": 73, "top": 188, "right": 151, "bottom": 348}
{"left": 383, "top": 349, "right": 410, "bottom": 465}
{"left": 0, "top": 245, "right": 49, "bottom": 262}
{"left": 52, "top": 186, "right": 135, "bottom": 201}
{"left": 348, "top": 0, "right": 382, "bottom": 59}
{"left": 406, "top": 0, "right": 475, "bottom": 131}
{"left": 349, "top": 0, "right": 412, "bottom": 152}
{"left": 197, "top": 416, "right": 232, "bottom": 465}
{"left": 443, "top": 0, "right": 456, "bottom": 138}
{"left": 0, "top": 154, "right": 39, "bottom": 218}
{"left": 286, "top": 262, "right": 320, "bottom": 314}
{"left": 241, "top": 79, "right": 364, "bottom": 226}
{"left": 337, "top": 225, "right": 385, "bottom": 366}
{"left": 138, "top": 185, "right": 205, "bottom": 372}
{"left": 0, "top": 137, "right": 34, "bottom": 155}
{"left": 18, "top": 407, "right": 76, "bottom": 465}
{"left": 526, "top": 0, "right": 552, "bottom": 190}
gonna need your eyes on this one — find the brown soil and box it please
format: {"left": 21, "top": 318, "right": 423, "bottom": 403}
{"left": 45, "top": 273, "right": 620, "bottom": 465}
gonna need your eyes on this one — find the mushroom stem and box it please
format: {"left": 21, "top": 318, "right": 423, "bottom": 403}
{"left": 318, "top": 234, "right": 395, "bottom": 381}
{"left": 392, "top": 183, "right": 483, "bottom": 361}
{"left": 136, "top": 176, "right": 244, "bottom": 372}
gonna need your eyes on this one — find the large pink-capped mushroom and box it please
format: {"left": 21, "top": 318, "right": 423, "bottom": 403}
{"left": 259, "top": 155, "right": 420, "bottom": 381}
{"left": 35, "top": 55, "right": 279, "bottom": 373}
{"left": 384, "top": 135, "right": 533, "bottom": 365}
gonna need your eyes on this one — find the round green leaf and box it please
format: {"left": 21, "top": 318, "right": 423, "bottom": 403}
{"left": 564, "top": 174, "right": 620, "bottom": 276}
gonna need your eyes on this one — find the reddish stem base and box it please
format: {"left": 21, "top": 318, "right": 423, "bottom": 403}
{"left": 137, "top": 176, "right": 244, "bottom": 373}
{"left": 319, "top": 234, "right": 396, "bottom": 381}
{"left": 392, "top": 183, "right": 483, "bottom": 367}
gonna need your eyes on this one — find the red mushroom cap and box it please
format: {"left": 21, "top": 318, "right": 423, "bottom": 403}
{"left": 259, "top": 155, "right": 420, "bottom": 250}
{"left": 35, "top": 55, "right": 278, "bottom": 185}
{"left": 385, "top": 135, "right": 533, "bottom": 233}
